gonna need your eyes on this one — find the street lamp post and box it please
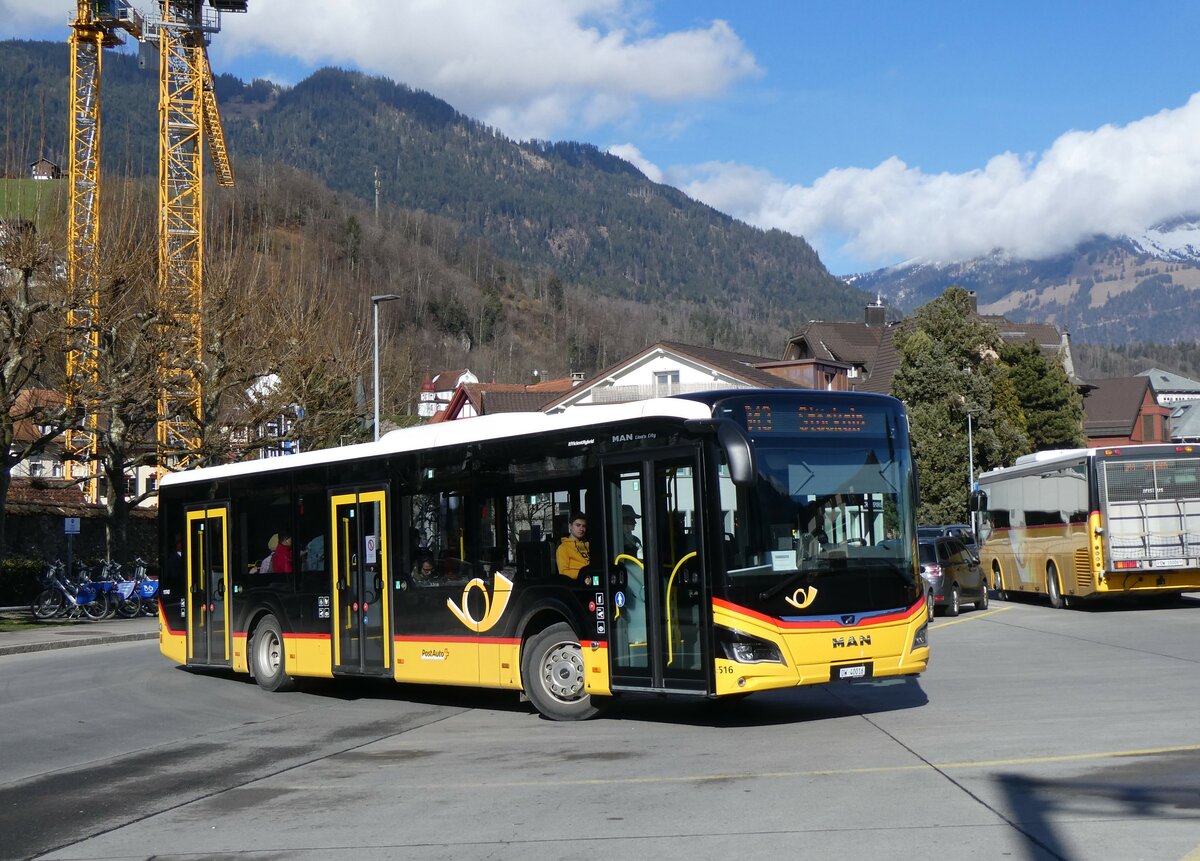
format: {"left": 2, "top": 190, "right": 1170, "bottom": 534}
{"left": 371, "top": 294, "right": 402, "bottom": 441}
{"left": 967, "top": 409, "right": 981, "bottom": 538}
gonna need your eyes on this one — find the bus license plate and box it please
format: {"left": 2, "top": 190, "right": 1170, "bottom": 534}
{"left": 836, "top": 663, "right": 871, "bottom": 681}
{"left": 1151, "top": 558, "right": 1185, "bottom": 567}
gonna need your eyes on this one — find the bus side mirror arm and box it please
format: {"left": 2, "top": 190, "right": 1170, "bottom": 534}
{"left": 686, "top": 419, "right": 757, "bottom": 487}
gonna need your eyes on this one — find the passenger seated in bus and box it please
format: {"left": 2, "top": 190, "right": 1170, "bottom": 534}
{"left": 556, "top": 512, "right": 591, "bottom": 580}
{"left": 413, "top": 558, "right": 438, "bottom": 585}
{"left": 270, "top": 532, "right": 294, "bottom": 574}
{"left": 301, "top": 533, "right": 324, "bottom": 572}
{"left": 250, "top": 533, "right": 279, "bottom": 574}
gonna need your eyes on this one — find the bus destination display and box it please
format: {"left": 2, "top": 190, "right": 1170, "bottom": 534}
{"left": 743, "top": 402, "right": 871, "bottom": 434}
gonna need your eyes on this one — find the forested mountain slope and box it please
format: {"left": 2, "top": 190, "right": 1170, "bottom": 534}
{"left": 2, "top": 39, "right": 868, "bottom": 344}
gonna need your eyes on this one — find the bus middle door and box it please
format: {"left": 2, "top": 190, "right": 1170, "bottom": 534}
{"left": 185, "top": 505, "right": 231, "bottom": 667}
{"left": 330, "top": 488, "right": 392, "bottom": 675}
{"left": 604, "top": 453, "right": 710, "bottom": 695}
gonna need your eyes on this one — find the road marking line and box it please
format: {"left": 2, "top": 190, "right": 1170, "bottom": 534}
{"left": 932, "top": 605, "right": 1014, "bottom": 628}
{"left": 383, "top": 743, "right": 1200, "bottom": 790}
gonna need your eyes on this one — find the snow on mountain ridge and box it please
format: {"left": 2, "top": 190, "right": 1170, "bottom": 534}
{"left": 1129, "top": 218, "right": 1200, "bottom": 262}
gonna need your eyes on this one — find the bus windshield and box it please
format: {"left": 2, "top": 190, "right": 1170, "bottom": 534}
{"left": 714, "top": 394, "right": 919, "bottom": 616}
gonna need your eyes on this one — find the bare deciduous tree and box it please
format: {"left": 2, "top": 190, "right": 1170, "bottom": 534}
{"left": 0, "top": 220, "right": 68, "bottom": 558}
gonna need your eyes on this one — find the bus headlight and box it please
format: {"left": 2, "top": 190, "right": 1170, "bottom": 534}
{"left": 717, "top": 628, "right": 785, "bottom": 664}
{"left": 912, "top": 623, "right": 928, "bottom": 649}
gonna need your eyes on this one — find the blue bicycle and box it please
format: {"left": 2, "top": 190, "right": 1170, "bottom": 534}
{"left": 29, "top": 560, "right": 108, "bottom": 621}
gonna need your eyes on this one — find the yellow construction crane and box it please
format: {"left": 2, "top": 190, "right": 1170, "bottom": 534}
{"left": 65, "top": 0, "right": 145, "bottom": 504}
{"left": 66, "top": 1, "right": 245, "bottom": 494}
{"left": 150, "top": 0, "right": 243, "bottom": 476}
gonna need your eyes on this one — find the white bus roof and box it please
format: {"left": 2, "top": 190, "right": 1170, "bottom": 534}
{"left": 978, "top": 443, "right": 1192, "bottom": 480}
{"left": 160, "top": 398, "right": 714, "bottom": 488}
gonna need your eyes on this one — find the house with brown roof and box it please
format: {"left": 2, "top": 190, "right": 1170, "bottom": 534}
{"left": 417, "top": 369, "right": 479, "bottom": 418}
{"left": 10, "top": 388, "right": 65, "bottom": 481}
{"left": 29, "top": 158, "right": 60, "bottom": 180}
{"left": 432, "top": 375, "right": 579, "bottom": 422}
{"left": 541, "top": 341, "right": 848, "bottom": 414}
{"left": 1081, "top": 376, "right": 1170, "bottom": 446}
{"left": 783, "top": 292, "right": 1082, "bottom": 395}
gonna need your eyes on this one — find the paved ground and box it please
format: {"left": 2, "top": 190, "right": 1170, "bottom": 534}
{"left": 0, "top": 607, "right": 158, "bottom": 657}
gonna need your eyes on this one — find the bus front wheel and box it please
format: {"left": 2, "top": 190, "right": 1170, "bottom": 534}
{"left": 251, "top": 614, "right": 295, "bottom": 692}
{"left": 521, "top": 622, "right": 601, "bottom": 721}
{"left": 1047, "top": 564, "right": 1065, "bottom": 610}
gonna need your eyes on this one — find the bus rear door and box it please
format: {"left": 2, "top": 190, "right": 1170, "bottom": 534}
{"left": 185, "top": 504, "right": 231, "bottom": 667}
{"left": 330, "top": 487, "right": 392, "bottom": 675}
{"left": 604, "top": 452, "right": 710, "bottom": 695}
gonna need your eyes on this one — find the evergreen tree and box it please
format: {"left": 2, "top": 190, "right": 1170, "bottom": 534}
{"left": 892, "top": 286, "right": 1031, "bottom": 524}
{"left": 1000, "top": 340, "right": 1086, "bottom": 451}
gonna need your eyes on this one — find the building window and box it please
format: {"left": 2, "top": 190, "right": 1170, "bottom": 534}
{"left": 1142, "top": 414, "right": 1159, "bottom": 441}
{"left": 654, "top": 371, "right": 680, "bottom": 387}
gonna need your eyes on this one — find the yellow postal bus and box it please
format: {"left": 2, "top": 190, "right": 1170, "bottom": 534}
{"left": 156, "top": 390, "right": 929, "bottom": 719}
{"left": 976, "top": 444, "right": 1200, "bottom": 607}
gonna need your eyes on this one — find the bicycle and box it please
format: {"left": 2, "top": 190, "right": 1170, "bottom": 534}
{"left": 29, "top": 560, "right": 108, "bottom": 621}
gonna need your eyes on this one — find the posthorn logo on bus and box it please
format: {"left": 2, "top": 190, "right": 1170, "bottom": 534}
{"left": 785, "top": 586, "right": 818, "bottom": 610}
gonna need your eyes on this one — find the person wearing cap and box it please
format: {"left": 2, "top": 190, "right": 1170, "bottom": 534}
{"left": 556, "top": 512, "right": 590, "bottom": 580}
{"left": 621, "top": 504, "right": 642, "bottom": 556}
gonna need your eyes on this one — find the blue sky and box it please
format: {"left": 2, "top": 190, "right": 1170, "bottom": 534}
{"left": 6, "top": 1, "right": 1200, "bottom": 275}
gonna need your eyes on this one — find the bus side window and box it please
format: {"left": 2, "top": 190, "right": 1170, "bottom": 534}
{"left": 515, "top": 540, "right": 554, "bottom": 582}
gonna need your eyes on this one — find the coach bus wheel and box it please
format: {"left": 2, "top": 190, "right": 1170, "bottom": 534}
{"left": 992, "top": 562, "right": 1008, "bottom": 601}
{"left": 251, "top": 614, "right": 295, "bottom": 693}
{"left": 521, "top": 622, "right": 600, "bottom": 721}
{"left": 1047, "top": 563, "right": 1065, "bottom": 609}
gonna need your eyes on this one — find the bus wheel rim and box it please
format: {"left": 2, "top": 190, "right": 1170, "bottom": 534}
{"left": 260, "top": 630, "right": 282, "bottom": 674}
{"left": 541, "top": 641, "right": 585, "bottom": 701}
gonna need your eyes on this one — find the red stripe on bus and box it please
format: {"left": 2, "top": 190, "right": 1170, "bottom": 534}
{"left": 713, "top": 597, "right": 921, "bottom": 629}
{"left": 393, "top": 635, "right": 522, "bottom": 645}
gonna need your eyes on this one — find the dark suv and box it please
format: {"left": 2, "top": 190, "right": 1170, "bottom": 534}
{"left": 918, "top": 536, "right": 988, "bottom": 616}
{"left": 917, "top": 524, "right": 979, "bottom": 562}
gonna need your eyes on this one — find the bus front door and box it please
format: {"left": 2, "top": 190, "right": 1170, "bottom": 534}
{"left": 185, "top": 505, "right": 231, "bottom": 667}
{"left": 604, "top": 455, "right": 710, "bottom": 695}
{"left": 330, "top": 488, "right": 391, "bottom": 675}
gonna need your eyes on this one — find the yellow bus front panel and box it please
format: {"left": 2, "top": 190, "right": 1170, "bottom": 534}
{"left": 712, "top": 598, "right": 928, "bottom": 696}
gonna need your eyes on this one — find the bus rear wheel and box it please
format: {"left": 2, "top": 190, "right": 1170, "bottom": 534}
{"left": 251, "top": 614, "right": 295, "bottom": 692}
{"left": 521, "top": 622, "right": 601, "bottom": 721}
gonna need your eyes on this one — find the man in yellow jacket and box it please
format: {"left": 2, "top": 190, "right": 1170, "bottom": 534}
{"left": 556, "top": 512, "right": 590, "bottom": 580}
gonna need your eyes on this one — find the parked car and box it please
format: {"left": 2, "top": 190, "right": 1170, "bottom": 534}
{"left": 918, "top": 535, "right": 988, "bottom": 616}
{"left": 917, "top": 523, "right": 979, "bottom": 562}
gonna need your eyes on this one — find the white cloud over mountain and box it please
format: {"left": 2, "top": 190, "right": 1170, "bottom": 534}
{"left": 672, "top": 94, "right": 1200, "bottom": 272}
{"left": 212, "top": 0, "right": 760, "bottom": 141}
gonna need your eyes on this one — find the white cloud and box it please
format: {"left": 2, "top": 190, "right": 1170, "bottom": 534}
{"left": 680, "top": 94, "right": 1200, "bottom": 270}
{"left": 209, "top": 0, "right": 760, "bottom": 141}
{"left": 0, "top": 0, "right": 64, "bottom": 30}
{"left": 606, "top": 144, "right": 662, "bottom": 182}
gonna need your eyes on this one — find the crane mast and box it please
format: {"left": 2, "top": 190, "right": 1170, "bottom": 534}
{"left": 65, "top": 0, "right": 143, "bottom": 504}
{"left": 152, "top": 0, "right": 243, "bottom": 476}
{"left": 64, "top": 0, "right": 244, "bottom": 500}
